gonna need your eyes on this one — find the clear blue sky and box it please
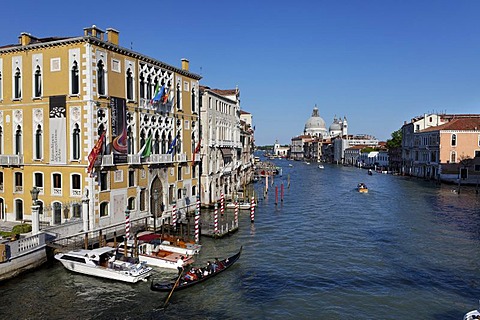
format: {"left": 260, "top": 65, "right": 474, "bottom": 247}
{"left": 2, "top": 0, "right": 480, "bottom": 145}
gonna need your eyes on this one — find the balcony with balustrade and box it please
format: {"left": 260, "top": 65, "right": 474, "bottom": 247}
{"left": 0, "top": 155, "right": 24, "bottom": 166}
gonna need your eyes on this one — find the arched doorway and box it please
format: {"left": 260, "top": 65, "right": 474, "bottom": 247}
{"left": 15, "top": 199, "right": 23, "bottom": 221}
{"left": 0, "top": 198, "right": 4, "bottom": 220}
{"left": 53, "top": 202, "right": 62, "bottom": 225}
{"left": 150, "top": 176, "right": 164, "bottom": 231}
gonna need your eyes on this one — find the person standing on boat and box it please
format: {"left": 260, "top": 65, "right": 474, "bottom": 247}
{"left": 176, "top": 256, "right": 185, "bottom": 276}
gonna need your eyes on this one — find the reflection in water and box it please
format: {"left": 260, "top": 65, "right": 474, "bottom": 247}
{"left": 1, "top": 161, "right": 480, "bottom": 319}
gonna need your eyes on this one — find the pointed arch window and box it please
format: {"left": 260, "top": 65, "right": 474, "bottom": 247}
{"left": 139, "top": 72, "right": 145, "bottom": 99}
{"left": 71, "top": 61, "right": 79, "bottom": 95}
{"left": 14, "top": 67, "right": 21, "bottom": 99}
{"left": 100, "top": 201, "right": 109, "bottom": 217}
{"left": 35, "top": 124, "right": 43, "bottom": 160}
{"left": 126, "top": 68, "right": 133, "bottom": 100}
{"left": 127, "top": 126, "right": 134, "bottom": 154}
{"left": 128, "top": 197, "right": 135, "bottom": 210}
{"left": 14, "top": 172, "right": 23, "bottom": 193}
{"left": 15, "top": 125, "right": 22, "bottom": 155}
{"left": 146, "top": 75, "right": 152, "bottom": 99}
{"left": 72, "top": 123, "right": 80, "bottom": 160}
{"left": 451, "top": 134, "right": 457, "bottom": 146}
{"left": 176, "top": 83, "right": 181, "bottom": 109}
{"left": 451, "top": 151, "right": 456, "bottom": 163}
{"left": 97, "top": 60, "right": 105, "bottom": 96}
{"left": 191, "top": 88, "right": 196, "bottom": 113}
{"left": 34, "top": 66, "right": 42, "bottom": 98}
{"left": 0, "top": 71, "right": 3, "bottom": 100}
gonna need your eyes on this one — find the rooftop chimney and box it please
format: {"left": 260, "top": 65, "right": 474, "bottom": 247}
{"left": 19, "top": 32, "right": 32, "bottom": 46}
{"left": 106, "top": 28, "right": 119, "bottom": 45}
{"left": 83, "top": 25, "right": 105, "bottom": 41}
{"left": 181, "top": 58, "right": 189, "bottom": 71}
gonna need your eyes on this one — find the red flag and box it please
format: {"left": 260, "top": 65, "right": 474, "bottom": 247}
{"left": 191, "top": 139, "right": 201, "bottom": 165}
{"left": 87, "top": 132, "right": 105, "bottom": 173}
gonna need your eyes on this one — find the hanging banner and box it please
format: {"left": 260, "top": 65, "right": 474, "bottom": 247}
{"left": 111, "top": 96, "right": 128, "bottom": 164}
{"left": 49, "top": 95, "right": 67, "bottom": 164}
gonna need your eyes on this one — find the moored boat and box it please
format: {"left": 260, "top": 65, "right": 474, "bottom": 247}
{"left": 150, "top": 246, "right": 242, "bottom": 292}
{"left": 116, "top": 240, "right": 194, "bottom": 270}
{"left": 226, "top": 202, "right": 251, "bottom": 210}
{"left": 54, "top": 247, "right": 152, "bottom": 283}
{"left": 318, "top": 164, "right": 324, "bottom": 169}
{"left": 137, "top": 232, "right": 201, "bottom": 255}
{"left": 464, "top": 301, "right": 480, "bottom": 320}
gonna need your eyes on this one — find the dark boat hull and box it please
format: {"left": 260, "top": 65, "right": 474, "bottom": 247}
{"left": 151, "top": 247, "right": 242, "bottom": 292}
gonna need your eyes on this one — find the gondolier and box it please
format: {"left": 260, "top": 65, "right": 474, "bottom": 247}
{"left": 176, "top": 256, "right": 184, "bottom": 276}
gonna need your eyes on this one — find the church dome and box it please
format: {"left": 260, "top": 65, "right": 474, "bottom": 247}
{"left": 304, "top": 106, "right": 326, "bottom": 131}
{"left": 329, "top": 121, "right": 341, "bottom": 131}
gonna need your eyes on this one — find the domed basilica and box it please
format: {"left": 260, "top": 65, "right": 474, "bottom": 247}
{"left": 304, "top": 105, "right": 347, "bottom": 139}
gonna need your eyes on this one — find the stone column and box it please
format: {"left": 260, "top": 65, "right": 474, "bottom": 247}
{"left": 31, "top": 203, "right": 40, "bottom": 235}
{"left": 82, "top": 188, "right": 90, "bottom": 232}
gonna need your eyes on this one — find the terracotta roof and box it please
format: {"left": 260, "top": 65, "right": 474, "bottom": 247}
{"left": 210, "top": 88, "right": 238, "bottom": 96}
{"left": 421, "top": 117, "right": 480, "bottom": 132}
{"left": 346, "top": 145, "right": 365, "bottom": 150}
{"left": 240, "top": 110, "right": 250, "bottom": 115}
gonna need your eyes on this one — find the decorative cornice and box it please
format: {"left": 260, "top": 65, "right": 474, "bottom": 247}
{"left": 0, "top": 35, "right": 202, "bottom": 80}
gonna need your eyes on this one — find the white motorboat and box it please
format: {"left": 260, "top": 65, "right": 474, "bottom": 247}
{"left": 318, "top": 164, "right": 324, "bottom": 169}
{"left": 226, "top": 202, "right": 251, "bottom": 210}
{"left": 137, "top": 233, "right": 201, "bottom": 256}
{"left": 117, "top": 240, "right": 194, "bottom": 270}
{"left": 54, "top": 247, "right": 152, "bottom": 283}
{"left": 464, "top": 301, "right": 480, "bottom": 320}
{"left": 464, "top": 309, "right": 480, "bottom": 320}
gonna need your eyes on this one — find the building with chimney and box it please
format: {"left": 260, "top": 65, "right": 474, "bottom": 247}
{"left": 0, "top": 25, "right": 201, "bottom": 235}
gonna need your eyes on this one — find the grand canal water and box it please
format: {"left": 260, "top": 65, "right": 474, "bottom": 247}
{"left": 2, "top": 159, "right": 480, "bottom": 319}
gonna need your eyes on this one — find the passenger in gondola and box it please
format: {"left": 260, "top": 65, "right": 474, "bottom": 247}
{"left": 214, "top": 257, "right": 224, "bottom": 270}
{"left": 195, "top": 267, "right": 203, "bottom": 279}
{"left": 206, "top": 261, "right": 213, "bottom": 274}
{"left": 184, "top": 268, "right": 198, "bottom": 282}
{"left": 211, "top": 260, "right": 219, "bottom": 273}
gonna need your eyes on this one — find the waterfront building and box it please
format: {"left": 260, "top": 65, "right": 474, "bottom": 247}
{"left": 357, "top": 150, "right": 389, "bottom": 169}
{"left": 199, "top": 86, "right": 254, "bottom": 206}
{"left": 401, "top": 113, "right": 449, "bottom": 176}
{"left": 0, "top": 25, "right": 201, "bottom": 235}
{"left": 344, "top": 145, "right": 364, "bottom": 166}
{"left": 273, "top": 140, "right": 290, "bottom": 157}
{"left": 290, "top": 135, "right": 310, "bottom": 160}
{"left": 402, "top": 114, "right": 480, "bottom": 181}
{"left": 332, "top": 134, "right": 379, "bottom": 164}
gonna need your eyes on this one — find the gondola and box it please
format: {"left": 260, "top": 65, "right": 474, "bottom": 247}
{"left": 150, "top": 246, "right": 242, "bottom": 292}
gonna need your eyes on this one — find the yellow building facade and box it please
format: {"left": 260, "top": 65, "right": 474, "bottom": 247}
{"left": 0, "top": 25, "right": 201, "bottom": 233}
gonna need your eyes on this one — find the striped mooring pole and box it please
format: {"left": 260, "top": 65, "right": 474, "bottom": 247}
{"left": 234, "top": 200, "right": 239, "bottom": 227}
{"left": 214, "top": 202, "right": 219, "bottom": 234}
{"left": 250, "top": 196, "right": 255, "bottom": 223}
{"left": 195, "top": 195, "right": 200, "bottom": 243}
{"left": 220, "top": 193, "right": 225, "bottom": 216}
{"left": 171, "top": 204, "right": 177, "bottom": 229}
{"left": 125, "top": 209, "right": 130, "bottom": 239}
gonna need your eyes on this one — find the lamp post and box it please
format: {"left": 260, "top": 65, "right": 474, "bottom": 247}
{"left": 30, "top": 187, "right": 40, "bottom": 235}
{"left": 153, "top": 189, "right": 159, "bottom": 233}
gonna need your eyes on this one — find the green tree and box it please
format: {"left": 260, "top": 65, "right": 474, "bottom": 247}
{"left": 386, "top": 129, "right": 402, "bottom": 149}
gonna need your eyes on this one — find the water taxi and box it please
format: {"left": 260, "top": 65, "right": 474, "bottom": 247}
{"left": 357, "top": 183, "right": 368, "bottom": 193}
{"left": 55, "top": 247, "right": 152, "bottom": 283}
